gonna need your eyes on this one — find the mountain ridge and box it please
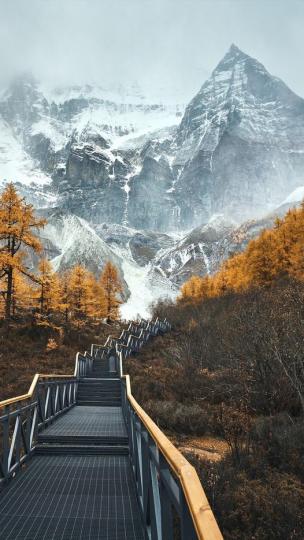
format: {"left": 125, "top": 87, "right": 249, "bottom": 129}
{"left": 0, "top": 45, "right": 303, "bottom": 315}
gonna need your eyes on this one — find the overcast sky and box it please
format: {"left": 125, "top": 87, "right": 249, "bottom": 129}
{"left": 0, "top": 0, "right": 303, "bottom": 102}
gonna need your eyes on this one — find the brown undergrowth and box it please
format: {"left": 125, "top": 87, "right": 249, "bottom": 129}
{"left": 0, "top": 320, "right": 123, "bottom": 401}
{"left": 125, "top": 279, "right": 304, "bottom": 539}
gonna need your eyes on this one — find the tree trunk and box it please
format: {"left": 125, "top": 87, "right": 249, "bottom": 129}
{"left": 40, "top": 284, "right": 44, "bottom": 314}
{"left": 5, "top": 267, "right": 13, "bottom": 321}
{"left": 107, "top": 286, "right": 111, "bottom": 321}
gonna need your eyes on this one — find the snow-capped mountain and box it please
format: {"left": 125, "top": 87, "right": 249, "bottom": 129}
{"left": 0, "top": 45, "right": 304, "bottom": 316}
{"left": 1, "top": 46, "right": 303, "bottom": 231}
{"left": 172, "top": 44, "right": 304, "bottom": 228}
{"left": 32, "top": 189, "right": 302, "bottom": 318}
{"left": 36, "top": 211, "right": 178, "bottom": 319}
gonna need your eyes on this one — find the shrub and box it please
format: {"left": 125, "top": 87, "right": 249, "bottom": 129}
{"left": 144, "top": 400, "right": 211, "bottom": 435}
{"left": 191, "top": 454, "right": 304, "bottom": 540}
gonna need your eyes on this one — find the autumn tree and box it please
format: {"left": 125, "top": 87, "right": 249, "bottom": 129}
{"left": 246, "top": 230, "right": 279, "bottom": 287}
{"left": 99, "top": 261, "right": 123, "bottom": 321}
{"left": 179, "top": 200, "right": 304, "bottom": 303}
{"left": 36, "top": 258, "right": 60, "bottom": 316}
{"left": 58, "top": 270, "right": 70, "bottom": 324}
{"left": 67, "top": 265, "right": 97, "bottom": 325}
{"left": 280, "top": 204, "right": 304, "bottom": 280}
{"left": 12, "top": 273, "right": 33, "bottom": 315}
{"left": 0, "top": 183, "right": 45, "bottom": 320}
{"left": 180, "top": 275, "right": 211, "bottom": 302}
{"left": 0, "top": 272, "right": 33, "bottom": 317}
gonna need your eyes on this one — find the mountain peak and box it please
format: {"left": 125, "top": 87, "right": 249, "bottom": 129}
{"left": 216, "top": 44, "right": 251, "bottom": 70}
{"left": 229, "top": 43, "right": 242, "bottom": 54}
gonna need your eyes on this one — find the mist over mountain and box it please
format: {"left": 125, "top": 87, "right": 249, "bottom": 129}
{"left": 0, "top": 45, "right": 303, "bottom": 316}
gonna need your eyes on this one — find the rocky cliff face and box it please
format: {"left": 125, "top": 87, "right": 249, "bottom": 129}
{"left": 1, "top": 45, "right": 303, "bottom": 233}
{"left": 172, "top": 44, "right": 304, "bottom": 228}
{"left": 0, "top": 47, "right": 304, "bottom": 315}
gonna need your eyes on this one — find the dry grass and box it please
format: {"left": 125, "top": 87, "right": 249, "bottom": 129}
{"left": 171, "top": 435, "right": 229, "bottom": 462}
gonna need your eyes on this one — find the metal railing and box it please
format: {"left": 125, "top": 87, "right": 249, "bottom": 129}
{"left": 0, "top": 316, "right": 222, "bottom": 540}
{"left": 76, "top": 351, "right": 94, "bottom": 377}
{"left": 120, "top": 376, "right": 222, "bottom": 540}
{"left": 115, "top": 319, "right": 223, "bottom": 540}
{"left": 0, "top": 316, "right": 159, "bottom": 485}
{"left": 0, "top": 349, "right": 87, "bottom": 485}
{"left": 90, "top": 318, "right": 165, "bottom": 361}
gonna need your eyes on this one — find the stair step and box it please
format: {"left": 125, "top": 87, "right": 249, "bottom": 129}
{"left": 82, "top": 373, "right": 120, "bottom": 382}
{"left": 77, "top": 396, "right": 121, "bottom": 400}
{"left": 77, "top": 388, "right": 121, "bottom": 392}
{"left": 78, "top": 386, "right": 120, "bottom": 390}
{"left": 79, "top": 380, "right": 120, "bottom": 382}
{"left": 78, "top": 386, "right": 120, "bottom": 388}
{"left": 78, "top": 386, "right": 121, "bottom": 390}
{"left": 78, "top": 395, "right": 121, "bottom": 398}
{"left": 79, "top": 384, "right": 120, "bottom": 387}
{"left": 77, "top": 390, "right": 121, "bottom": 394}
{"left": 78, "top": 389, "right": 121, "bottom": 392}
{"left": 35, "top": 444, "right": 129, "bottom": 455}
{"left": 76, "top": 400, "right": 121, "bottom": 406}
{"left": 78, "top": 390, "right": 120, "bottom": 394}
{"left": 78, "top": 384, "right": 121, "bottom": 388}
{"left": 38, "top": 435, "right": 128, "bottom": 445}
{"left": 78, "top": 390, "right": 121, "bottom": 393}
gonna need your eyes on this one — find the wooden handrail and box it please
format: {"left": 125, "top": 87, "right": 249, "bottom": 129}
{"left": 0, "top": 318, "right": 218, "bottom": 538}
{"left": 123, "top": 374, "right": 223, "bottom": 540}
{"left": 0, "top": 373, "right": 76, "bottom": 408}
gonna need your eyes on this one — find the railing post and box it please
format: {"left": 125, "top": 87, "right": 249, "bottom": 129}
{"left": 148, "top": 439, "right": 162, "bottom": 540}
{"left": 38, "top": 384, "right": 46, "bottom": 429}
{"left": 159, "top": 454, "right": 174, "bottom": 540}
{"left": 25, "top": 403, "right": 32, "bottom": 455}
{"left": 180, "top": 491, "right": 197, "bottom": 540}
{"left": 14, "top": 407, "right": 22, "bottom": 469}
{"left": 30, "top": 403, "right": 38, "bottom": 449}
{"left": 2, "top": 405, "right": 10, "bottom": 480}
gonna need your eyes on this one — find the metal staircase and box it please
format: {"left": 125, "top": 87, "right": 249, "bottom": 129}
{"left": 77, "top": 379, "right": 122, "bottom": 406}
{"left": 0, "top": 318, "right": 223, "bottom": 540}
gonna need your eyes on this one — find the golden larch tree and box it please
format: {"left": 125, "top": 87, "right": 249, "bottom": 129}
{"left": 36, "top": 258, "right": 60, "bottom": 316}
{"left": 0, "top": 183, "right": 45, "bottom": 320}
{"left": 179, "top": 199, "right": 304, "bottom": 304}
{"left": 67, "top": 265, "right": 96, "bottom": 325}
{"left": 99, "top": 261, "right": 123, "bottom": 321}
{"left": 58, "top": 270, "right": 70, "bottom": 324}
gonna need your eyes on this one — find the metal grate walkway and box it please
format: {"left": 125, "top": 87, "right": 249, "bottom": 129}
{"left": 0, "top": 320, "right": 222, "bottom": 540}
{"left": 39, "top": 406, "right": 127, "bottom": 439}
{"left": 0, "top": 378, "right": 145, "bottom": 538}
{"left": 0, "top": 454, "right": 145, "bottom": 539}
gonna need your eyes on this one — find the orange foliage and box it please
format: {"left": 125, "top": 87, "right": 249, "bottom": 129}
{"left": 0, "top": 183, "right": 123, "bottom": 323}
{"left": 180, "top": 202, "right": 304, "bottom": 302}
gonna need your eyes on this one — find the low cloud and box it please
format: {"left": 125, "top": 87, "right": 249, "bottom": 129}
{"left": 0, "top": 0, "right": 303, "bottom": 100}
